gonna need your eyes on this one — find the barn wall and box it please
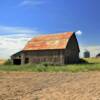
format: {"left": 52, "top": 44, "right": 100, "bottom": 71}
{"left": 20, "top": 50, "right": 64, "bottom": 65}
{"left": 64, "top": 34, "right": 80, "bottom": 64}
{"left": 64, "top": 50, "right": 79, "bottom": 64}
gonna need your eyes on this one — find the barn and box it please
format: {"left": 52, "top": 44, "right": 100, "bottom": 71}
{"left": 11, "top": 32, "right": 80, "bottom": 65}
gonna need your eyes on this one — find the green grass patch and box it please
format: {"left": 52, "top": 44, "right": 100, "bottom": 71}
{"left": 0, "top": 58, "right": 100, "bottom": 72}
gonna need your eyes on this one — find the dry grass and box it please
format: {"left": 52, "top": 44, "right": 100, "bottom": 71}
{"left": 0, "top": 59, "right": 6, "bottom": 65}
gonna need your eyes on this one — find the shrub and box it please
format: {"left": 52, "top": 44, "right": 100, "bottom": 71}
{"left": 79, "top": 58, "right": 88, "bottom": 64}
{"left": 4, "top": 59, "right": 12, "bottom": 65}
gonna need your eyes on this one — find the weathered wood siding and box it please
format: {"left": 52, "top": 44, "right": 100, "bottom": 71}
{"left": 11, "top": 50, "right": 64, "bottom": 65}
{"left": 22, "top": 50, "right": 64, "bottom": 65}
{"left": 64, "top": 34, "right": 80, "bottom": 64}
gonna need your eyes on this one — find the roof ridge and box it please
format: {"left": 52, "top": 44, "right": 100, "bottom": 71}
{"left": 32, "top": 32, "right": 73, "bottom": 38}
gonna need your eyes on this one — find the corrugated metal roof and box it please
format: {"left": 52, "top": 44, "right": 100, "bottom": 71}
{"left": 23, "top": 32, "right": 73, "bottom": 51}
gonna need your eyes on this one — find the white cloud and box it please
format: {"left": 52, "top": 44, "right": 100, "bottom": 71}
{"left": 0, "top": 26, "right": 38, "bottom": 34}
{"left": 0, "top": 26, "right": 41, "bottom": 59}
{"left": 76, "top": 30, "right": 82, "bottom": 36}
{"left": 0, "top": 34, "right": 31, "bottom": 59}
{"left": 19, "top": 0, "right": 45, "bottom": 7}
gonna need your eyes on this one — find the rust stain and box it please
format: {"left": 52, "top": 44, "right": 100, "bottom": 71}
{"left": 23, "top": 32, "right": 73, "bottom": 50}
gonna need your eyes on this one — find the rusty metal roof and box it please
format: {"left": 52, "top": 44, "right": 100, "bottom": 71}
{"left": 23, "top": 32, "right": 73, "bottom": 51}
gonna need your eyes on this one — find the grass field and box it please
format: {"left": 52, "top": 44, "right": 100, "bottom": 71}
{"left": 0, "top": 58, "right": 100, "bottom": 72}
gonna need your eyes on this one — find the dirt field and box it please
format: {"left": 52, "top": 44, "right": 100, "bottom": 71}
{"left": 0, "top": 72, "right": 100, "bottom": 100}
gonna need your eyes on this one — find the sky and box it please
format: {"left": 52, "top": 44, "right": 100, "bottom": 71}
{"left": 0, "top": 0, "right": 100, "bottom": 58}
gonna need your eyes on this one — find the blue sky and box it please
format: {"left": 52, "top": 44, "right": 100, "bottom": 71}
{"left": 0, "top": 0, "right": 100, "bottom": 58}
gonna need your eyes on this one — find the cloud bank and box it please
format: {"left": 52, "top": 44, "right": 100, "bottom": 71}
{"left": 0, "top": 26, "right": 41, "bottom": 59}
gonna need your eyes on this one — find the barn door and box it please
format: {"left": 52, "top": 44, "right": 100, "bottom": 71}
{"left": 25, "top": 58, "right": 29, "bottom": 64}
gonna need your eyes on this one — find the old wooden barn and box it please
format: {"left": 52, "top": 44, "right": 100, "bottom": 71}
{"left": 11, "top": 32, "right": 80, "bottom": 65}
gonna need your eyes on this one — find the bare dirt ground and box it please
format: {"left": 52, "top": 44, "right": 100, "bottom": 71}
{"left": 0, "top": 72, "right": 100, "bottom": 100}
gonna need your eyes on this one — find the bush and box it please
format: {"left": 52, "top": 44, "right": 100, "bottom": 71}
{"left": 79, "top": 58, "right": 88, "bottom": 64}
{"left": 4, "top": 59, "right": 12, "bottom": 65}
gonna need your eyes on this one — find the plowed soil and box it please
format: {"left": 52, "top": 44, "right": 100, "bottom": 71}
{"left": 0, "top": 72, "right": 100, "bottom": 100}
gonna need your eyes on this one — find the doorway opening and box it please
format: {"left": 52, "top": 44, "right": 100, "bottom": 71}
{"left": 13, "top": 59, "right": 21, "bottom": 65}
{"left": 25, "top": 58, "right": 29, "bottom": 64}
